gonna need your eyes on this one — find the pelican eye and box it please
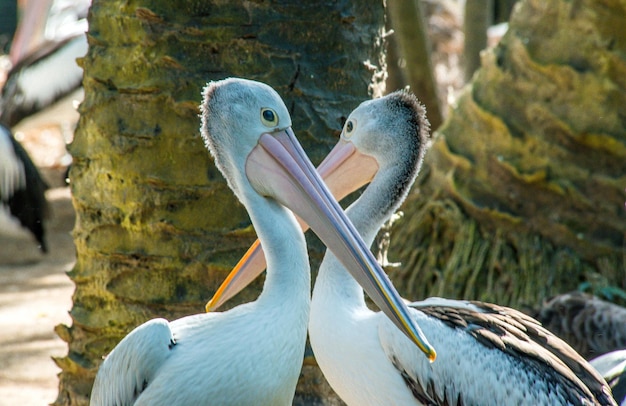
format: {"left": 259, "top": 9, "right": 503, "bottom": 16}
{"left": 261, "top": 108, "right": 279, "bottom": 127}
{"left": 344, "top": 119, "right": 356, "bottom": 138}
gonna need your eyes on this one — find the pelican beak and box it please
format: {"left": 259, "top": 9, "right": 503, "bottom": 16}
{"left": 206, "top": 139, "right": 378, "bottom": 311}
{"left": 206, "top": 239, "right": 265, "bottom": 312}
{"left": 237, "top": 128, "right": 436, "bottom": 362}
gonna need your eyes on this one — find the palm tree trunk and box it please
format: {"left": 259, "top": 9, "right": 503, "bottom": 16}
{"left": 389, "top": 0, "right": 626, "bottom": 310}
{"left": 53, "top": 1, "right": 385, "bottom": 404}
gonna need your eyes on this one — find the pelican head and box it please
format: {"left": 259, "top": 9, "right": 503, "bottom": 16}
{"left": 317, "top": 90, "right": 430, "bottom": 227}
{"left": 201, "top": 78, "right": 293, "bottom": 203}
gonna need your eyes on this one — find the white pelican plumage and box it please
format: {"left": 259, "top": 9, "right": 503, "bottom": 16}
{"left": 90, "top": 78, "right": 435, "bottom": 406}
{"left": 207, "top": 90, "right": 616, "bottom": 405}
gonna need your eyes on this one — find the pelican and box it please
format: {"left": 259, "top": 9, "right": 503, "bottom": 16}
{"left": 207, "top": 90, "right": 616, "bottom": 405}
{"left": 0, "top": 123, "right": 49, "bottom": 252}
{"left": 90, "top": 78, "right": 434, "bottom": 406}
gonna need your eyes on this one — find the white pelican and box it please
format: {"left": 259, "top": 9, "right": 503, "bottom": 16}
{"left": 90, "top": 78, "right": 435, "bottom": 406}
{"left": 590, "top": 350, "right": 626, "bottom": 405}
{"left": 207, "top": 90, "right": 616, "bottom": 405}
{"left": 0, "top": 123, "right": 49, "bottom": 252}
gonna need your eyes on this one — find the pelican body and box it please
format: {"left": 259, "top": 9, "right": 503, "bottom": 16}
{"left": 90, "top": 78, "right": 433, "bottom": 406}
{"left": 208, "top": 90, "right": 615, "bottom": 405}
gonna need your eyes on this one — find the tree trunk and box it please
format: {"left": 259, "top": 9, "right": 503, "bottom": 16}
{"left": 493, "top": 0, "right": 517, "bottom": 24}
{"left": 463, "top": 0, "right": 493, "bottom": 82}
{"left": 53, "top": 1, "right": 385, "bottom": 404}
{"left": 388, "top": 0, "right": 626, "bottom": 310}
{"left": 386, "top": 0, "right": 442, "bottom": 129}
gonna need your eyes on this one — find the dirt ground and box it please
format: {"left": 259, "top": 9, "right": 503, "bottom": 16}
{"left": 0, "top": 187, "right": 74, "bottom": 406}
{"left": 0, "top": 92, "right": 80, "bottom": 406}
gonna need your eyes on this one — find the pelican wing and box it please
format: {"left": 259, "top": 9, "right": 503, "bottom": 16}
{"left": 91, "top": 318, "right": 176, "bottom": 406}
{"left": 377, "top": 298, "right": 615, "bottom": 405}
{"left": 416, "top": 298, "right": 614, "bottom": 405}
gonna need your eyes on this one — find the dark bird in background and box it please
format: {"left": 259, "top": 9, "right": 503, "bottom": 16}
{"left": 0, "top": 124, "right": 49, "bottom": 252}
{"left": 535, "top": 291, "right": 626, "bottom": 360}
{"left": 536, "top": 292, "right": 626, "bottom": 405}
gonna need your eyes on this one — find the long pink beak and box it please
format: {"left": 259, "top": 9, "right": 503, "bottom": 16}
{"left": 207, "top": 139, "right": 377, "bottom": 311}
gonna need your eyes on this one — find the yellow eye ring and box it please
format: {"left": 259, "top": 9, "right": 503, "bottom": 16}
{"left": 261, "top": 108, "right": 279, "bottom": 127}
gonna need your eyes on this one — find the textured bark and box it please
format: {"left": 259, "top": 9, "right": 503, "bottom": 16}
{"left": 54, "top": 1, "right": 385, "bottom": 404}
{"left": 389, "top": 0, "right": 626, "bottom": 310}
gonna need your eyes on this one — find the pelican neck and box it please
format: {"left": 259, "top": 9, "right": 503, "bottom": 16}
{"left": 241, "top": 188, "right": 311, "bottom": 307}
{"left": 313, "top": 164, "right": 408, "bottom": 308}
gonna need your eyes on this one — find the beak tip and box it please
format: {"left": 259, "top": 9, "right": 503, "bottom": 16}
{"left": 205, "top": 300, "right": 215, "bottom": 313}
{"left": 428, "top": 348, "right": 437, "bottom": 363}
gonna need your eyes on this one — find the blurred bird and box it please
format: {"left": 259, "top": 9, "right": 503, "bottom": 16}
{"left": 1, "top": 0, "right": 89, "bottom": 127}
{"left": 536, "top": 291, "right": 626, "bottom": 359}
{"left": 0, "top": 124, "right": 49, "bottom": 252}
